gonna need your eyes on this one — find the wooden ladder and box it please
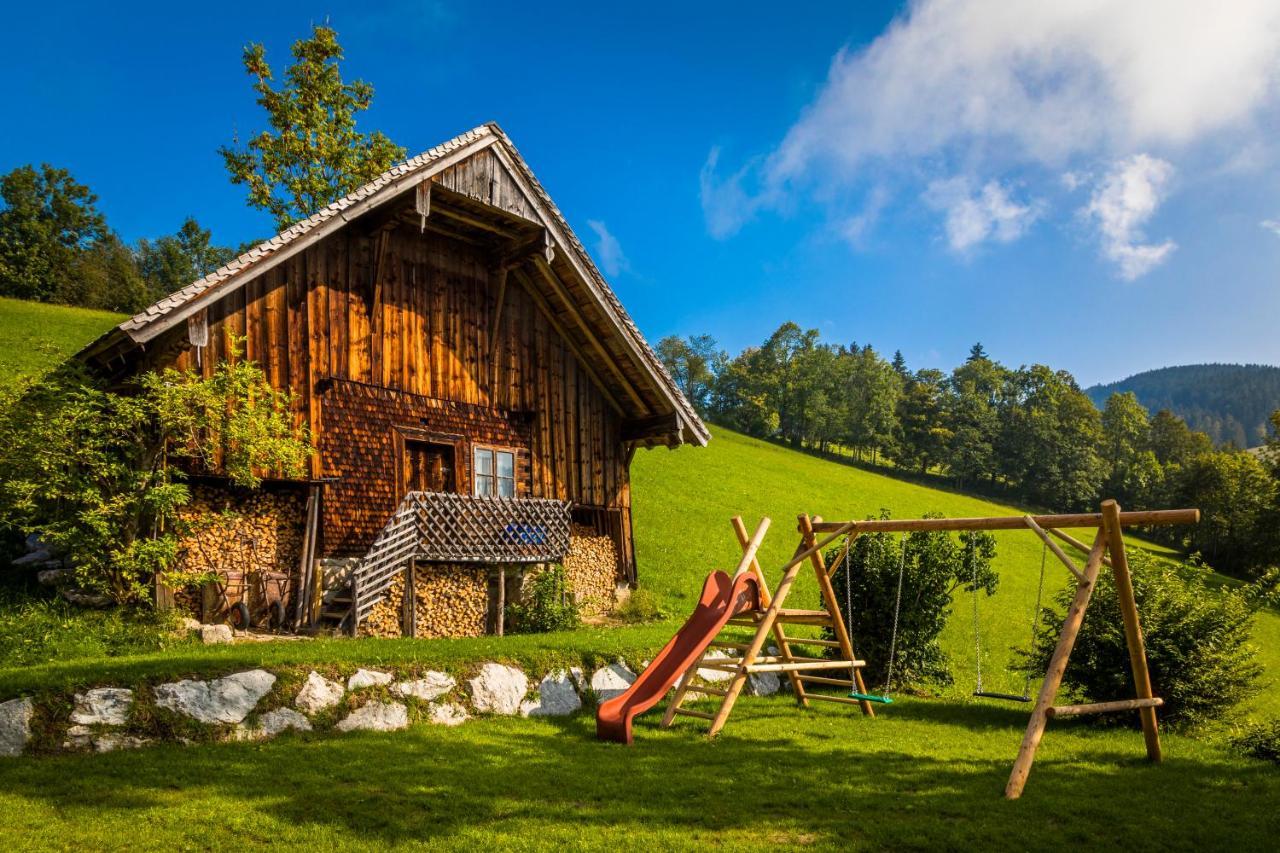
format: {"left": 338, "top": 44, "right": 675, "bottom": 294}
{"left": 660, "top": 514, "right": 876, "bottom": 736}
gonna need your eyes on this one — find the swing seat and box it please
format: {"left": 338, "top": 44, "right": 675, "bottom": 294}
{"left": 848, "top": 692, "right": 894, "bottom": 705}
{"left": 973, "top": 690, "right": 1031, "bottom": 703}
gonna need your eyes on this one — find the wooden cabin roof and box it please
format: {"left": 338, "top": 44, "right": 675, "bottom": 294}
{"left": 79, "top": 123, "right": 708, "bottom": 447}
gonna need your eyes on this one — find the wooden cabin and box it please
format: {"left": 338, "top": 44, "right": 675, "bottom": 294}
{"left": 77, "top": 123, "right": 708, "bottom": 635}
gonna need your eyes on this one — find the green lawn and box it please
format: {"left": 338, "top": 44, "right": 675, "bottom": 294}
{"left": 0, "top": 296, "right": 122, "bottom": 382}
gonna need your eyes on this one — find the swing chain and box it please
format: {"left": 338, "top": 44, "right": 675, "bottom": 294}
{"left": 969, "top": 536, "right": 983, "bottom": 696}
{"left": 883, "top": 534, "right": 907, "bottom": 692}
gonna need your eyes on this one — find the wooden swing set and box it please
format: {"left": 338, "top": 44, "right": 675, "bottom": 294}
{"left": 657, "top": 499, "right": 1199, "bottom": 799}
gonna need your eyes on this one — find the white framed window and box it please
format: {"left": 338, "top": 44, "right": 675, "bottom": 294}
{"left": 473, "top": 446, "right": 517, "bottom": 498}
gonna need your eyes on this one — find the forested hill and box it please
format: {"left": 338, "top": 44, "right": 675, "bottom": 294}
{"left": 1086, "top": 364, "right": 1280, "bottom": 447}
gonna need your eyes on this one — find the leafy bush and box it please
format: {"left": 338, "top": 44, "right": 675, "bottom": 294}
{"left": 828, "top": 513, "right": 997, "bottom": 688}
{"left": 509, "top": 565, "right": 579, "bottom": 633}
{"left": 0, "top": 594, "right": 188, "bottom": 667}
{"left": 0, "top": 345, "right": 310, "bottom": 604}
{"left": 1231, "top": 719, "right": 1280, "bottom": 764}
{"left": 615, "top": 587, "right": 666, "bottom": 624}
{"left": 1021, "top": 550, "right": 1261, "bottom": 727}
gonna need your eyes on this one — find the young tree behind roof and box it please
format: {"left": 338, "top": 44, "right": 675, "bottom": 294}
{"left": 220, "top": 24, "right": 407, "bottom": 230}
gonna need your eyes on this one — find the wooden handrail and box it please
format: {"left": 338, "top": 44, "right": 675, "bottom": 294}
{"left": 807, "top": 508, "right": 1198, "bottom": 534}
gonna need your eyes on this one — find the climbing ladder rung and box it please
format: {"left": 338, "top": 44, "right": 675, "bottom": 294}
{"left": 790, "top": 637, "right": 843, "bottom": 648}
{"left": 1046, "top": 697, "right": 1163, "bottom": 719}
{"left": 728, "top": 608, "right": 833, "bottom": 626}
{"left": 806, "top": 693, "right": 869, "bottom": 707}
{"left": 672, "top": 707, "right": 716, "bottom": 720}
{"left": 748, "top": 659, "right": 865, "bottom": 673}
{"left": 685, "top": 685, "right": 730, "bottom": 697}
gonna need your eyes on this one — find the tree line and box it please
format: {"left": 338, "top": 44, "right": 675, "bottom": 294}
{"left": 658, "top": 323, "right": 1280, "bottom": 578}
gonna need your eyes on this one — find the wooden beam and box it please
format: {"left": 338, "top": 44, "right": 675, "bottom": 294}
{"left": 1005, "top": 526, "right": 1108, "bottom": 799}
{"left": 1023, "top": 515, "right": 1088, "bottom": 583}
{"left": 1047, "top": 697, "right": 1163, "bottom": 719}
{"left": 509, "top": 268, "right": 625, "bottom": 416}
{"left": 529, "top": 254, "right": 651, "bottom": 415}
{"left": 1102, "top": 500, "right": 1162, "bottom": 763}
{"left": 431, "top": 199, "right": 522, "bottom": 237}
{"left": 1047, "top": 527, "right": 1114, "bottom": 569}
{"left": 621, "top": 413, "right": 681, "bottom": 442}
{"left": 810, "top": 508, "right": 1199, "bottom": 534}
{"left": 733, "top": 517, "right": 808, "bottom": 704}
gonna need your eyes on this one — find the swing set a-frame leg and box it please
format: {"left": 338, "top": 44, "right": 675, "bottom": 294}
{"left": 1004, "top": 500, "right": 1162, "bottom": 799}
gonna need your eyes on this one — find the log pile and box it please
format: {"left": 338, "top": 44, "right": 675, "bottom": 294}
{"left": 562, "top": 524, "right": 620, "bottom": 616}
{"left": 358, "top": 563, "right": 488, "bottom": 639}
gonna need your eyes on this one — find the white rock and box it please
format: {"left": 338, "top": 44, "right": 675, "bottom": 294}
{"left": 93, "top": 733, "right": 150, "bottom": 753}
{"left": 697, "top": 650, "right": 738, "bottom": 683}
{"left": 294, "top": 671, "right": 345, "bottom": 714}
{"left": 63, "top": 724, "right": 94, "bottom": 750}
{"left": 393, "top": 672, "right": 455, "bottom": 702}
{"left": 590, "top": 663, "right": 637, "bottom": 701}
{"left": 347, "top": 669, "right": 393, "bottom": 690}
{"left": 428, "top": 702, "right": 469, "bottom": 727}
{"left": 468, "top": 663, "right": 529, "bottom": 715}
{"left": 519, "top": 670, "right": 582, "bottom": 717}
{"left": 199, "top": 624, "right": 234, "bottom": 645}
{"left": 71, "top": 688, "right": 133, "bottom": 726}
{"left": 336, "top": 702, "right": 408, "bottom": 732}
{"left": 747, "top": 671, "right": 781, "bottom": 696}
{"left": 178, "top": 617, "right": 202, "bottom": 632}
{"left": 236, "top": 708, "right": 313, "bottom": 741}
{"left": 153, "top": 670, "right": 276, "bottom": 724}
{"left": 0, "top": 697, "right": 34, "bottom": 757}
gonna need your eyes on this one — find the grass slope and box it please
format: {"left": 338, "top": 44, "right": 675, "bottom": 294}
{"left": 0, "top": 297, "right": 123, "bottom": 382}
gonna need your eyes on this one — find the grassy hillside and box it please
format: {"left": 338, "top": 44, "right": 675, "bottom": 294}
{"left": 632, "top": 426, "right": 1280, "bottom": 714}
{"left": 0, "top": 297, "right": 123, "bottom": 382}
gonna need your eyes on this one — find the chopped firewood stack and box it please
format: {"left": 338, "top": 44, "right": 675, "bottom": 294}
{"left": 359, "top": 564, "right": 488, "bottom": 638}
{"left": 173, "top": 486, "right": 304, "bottom": 618}
{"left": 562, "top": 524, "right": 620, "bottom": 616}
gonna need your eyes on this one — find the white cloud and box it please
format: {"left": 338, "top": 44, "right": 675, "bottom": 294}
{"left": 770, "top": 0, "right": 1280, "bottom": 183}
{"left": 586, "top": 219, "right": 631, "bottom": 278}
{"left": 1261, "top": 218, "right": 1280, "bottom": 237}
{"left": 1084, "top": 154, "right": 1176, "bottom": 280}
{"left": 924, "top": 178, "right": 1040, "bottom": 252}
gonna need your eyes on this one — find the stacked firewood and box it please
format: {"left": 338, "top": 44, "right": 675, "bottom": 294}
{"left": 414, "top": 564, "right": 487, "bottom": 638}
{"left": 563, "top": 524, "right": 619, "bottom": 616}
{"left": 175, "top": 486, "right": 304, "bottom": 583}
{"left": 360, "top": 574, "right": 406, "bottom": 638}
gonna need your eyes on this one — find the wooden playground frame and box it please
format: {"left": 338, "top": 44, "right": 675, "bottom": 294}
{"left": 659, "top": 499, "right": 1199, "bottom": 798}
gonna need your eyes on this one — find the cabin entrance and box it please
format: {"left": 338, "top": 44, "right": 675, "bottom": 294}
{"left": 403, "top": 439, "right": 456, "bottom": 493}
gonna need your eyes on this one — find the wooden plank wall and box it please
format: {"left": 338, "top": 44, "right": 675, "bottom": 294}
{"left": 172, "top": 225, "right": 631, "bottom": 556}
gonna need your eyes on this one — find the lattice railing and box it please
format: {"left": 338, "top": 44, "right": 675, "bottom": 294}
{"left": 349, "top": 492, "right": 572, "bottom": 626}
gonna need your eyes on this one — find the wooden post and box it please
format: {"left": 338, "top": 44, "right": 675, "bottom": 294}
{"left": 798, "top": 514, "right": 874, "bottom": 717}
{"left": 1004, "top": 527, "right": 1108, "bottom": 799}
{"left": 403, "top": 561, "right": 417, "bottom": 637}
{"left": 732, "top": 516, "right": 809, "bottom": 706}
{"left": 1101, "top": 500, "right": 1162, "bottom": 762}
{"left": 496, "top": 565, "right": 506, "bottom": 637}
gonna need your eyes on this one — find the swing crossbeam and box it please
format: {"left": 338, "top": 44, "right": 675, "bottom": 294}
{"left": 808, "top": 508, "right": 1198, "bottom": 534}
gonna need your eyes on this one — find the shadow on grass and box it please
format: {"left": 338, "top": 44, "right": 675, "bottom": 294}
{"left": 0, "top": 699, "right": 1276, "bottom": 850}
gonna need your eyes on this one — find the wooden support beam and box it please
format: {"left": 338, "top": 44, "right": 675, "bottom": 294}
{"left": 529, "top": 254, "right": 651, "bottom": 415}
{"left": 810, "top": 509, "right": 1199, "bottom": 534}
{"left": 799, "top": 514, "right": 875, "bottom": 718}
{"left": 1023, "top": 515, "right": 1088, "bottom": 583}
{"left": 1047, "top": 527, "right": 1114, "bottom": 569}
{"left": 1102, "top": 500, "right": 1163, "bottom": 763}
{"left": 732, "top": 516, "right": 808, "bottom": 705}
{"left": 1047, "top": 697, "right": 1163, "bottom": 719}
{"left": 1005, "top": 526, "right": 1108, "bottom": 799}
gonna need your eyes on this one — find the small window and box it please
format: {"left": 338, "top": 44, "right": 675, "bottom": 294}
{"left": 473, "top": 446, "right": 517, "bottom": 498}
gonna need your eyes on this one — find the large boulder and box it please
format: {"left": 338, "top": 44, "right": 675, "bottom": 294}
{"left": 0, "top": 697, "right": 34, "bottom": 757}
{"left": 590, "top": 662, "right": 636, "bottom": 701}
{"left": 696, "top": 651, "right": 738, "bottom": 683}
{"left": 153, "top": 670, "right": 276, "bottom": 725}
{"left": 236, "top": 708, "right": 313, "bottom": 741}
{"left": 393, "top": 672, "right": 456, "bottom": 702}
{"left": 71, "top": 688, "right": 133, "bottom": 727}
{"left": 747, "top": 672, "right": 781, "bottom": 696}
{"left": 199, "top": 624, "right": 234, "bottom": 645}
{"left": 294, "top": 672, "right": 345, "bottom": 714}
{"left": 468, "top": 663, "right": 529, "bottom": 715}
{"left": 336, "top": 702, "right": 408, "bottom": 732}
{"left": 347, "top": 669, "right": 393, "bottom": 690}
{"left": 520, "top": 670, "right": 582, "bottom": 717}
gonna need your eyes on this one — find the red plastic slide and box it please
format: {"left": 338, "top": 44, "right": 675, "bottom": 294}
{"left": 596, "top": 570, "right": 761, "bottom": 744}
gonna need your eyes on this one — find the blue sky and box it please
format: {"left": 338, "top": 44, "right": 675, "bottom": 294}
{"left": 6, "top": 0, "right": 1280, "bottom": 386}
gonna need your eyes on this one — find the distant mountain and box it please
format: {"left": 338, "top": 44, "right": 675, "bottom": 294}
{"left": 1086, "top": 364, "right": 1280, "bottom": 448}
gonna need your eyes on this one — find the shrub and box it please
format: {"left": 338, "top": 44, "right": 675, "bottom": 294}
{"left": 1231, "top": 719, "right": 1280, "bottom": 764}
{"left": 1020, "top": 550, "right": 1261, "bottom": 727}
{"left": 615, "top": 587, "right": 666, "bottom": 624}
{"left": 828, "top": 512, "right": 997, "bottom": 688}
{"left": 0, "top": 594, "right": 188, "bottom": 667}
{"left": 509, "top": 565, "right": 579, "bottom": 633}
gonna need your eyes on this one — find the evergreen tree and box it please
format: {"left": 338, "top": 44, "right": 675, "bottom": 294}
{"left": 136, "top": 217, "right": 235, "bottom": 300}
